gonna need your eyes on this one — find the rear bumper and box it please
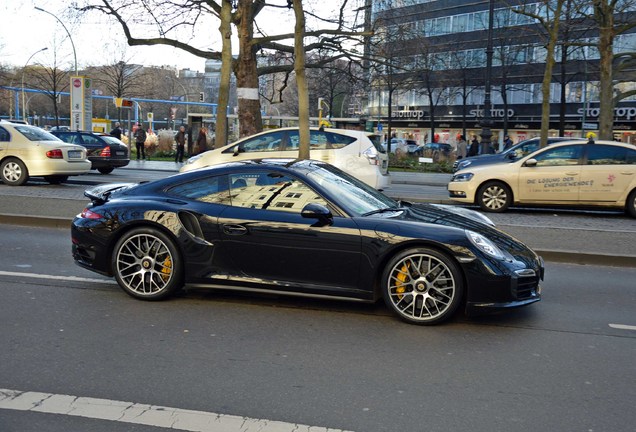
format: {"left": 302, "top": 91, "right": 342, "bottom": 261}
{"left": 89, "top": 158, "right": 130, "bottom": 169}
{"left": 27, "top": 159, "right": 92, "bottom": 176}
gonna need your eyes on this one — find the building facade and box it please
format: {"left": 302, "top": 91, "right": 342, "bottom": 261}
{"left": 368, "top": 0, "right": 636, "bottom": 147}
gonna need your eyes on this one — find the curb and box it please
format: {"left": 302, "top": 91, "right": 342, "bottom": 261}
{"left": 2, "top": 213, "right": 634, "bottom": 268}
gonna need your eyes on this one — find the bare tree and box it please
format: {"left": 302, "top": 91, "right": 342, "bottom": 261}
{"left": 28, "top": 49, "right": 70, "bottom": 127}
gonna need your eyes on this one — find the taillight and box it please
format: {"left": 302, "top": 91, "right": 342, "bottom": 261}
{"left": 80, "top": 208, "right": 104, "bottom": 219}
{"left": 46, "top": 149, "right": 64, "bottom": 159}
{"left": 100, "top": 146, "right": 111, "bottom": 157}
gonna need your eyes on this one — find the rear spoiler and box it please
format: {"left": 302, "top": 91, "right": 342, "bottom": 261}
{"left": 84, "top": 183, "right": 137, "bottom": 205}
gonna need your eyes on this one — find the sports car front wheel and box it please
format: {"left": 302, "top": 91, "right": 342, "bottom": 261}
{"left": 382, "top": 248, "right": 464, "bottom": 325}
{"left": 112, "top": 227, "right": 183, "bottom": 300}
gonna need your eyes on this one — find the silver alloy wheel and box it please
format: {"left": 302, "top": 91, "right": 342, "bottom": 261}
{"left": 387, "top": 253, "right": 457, "bottom": 322}
{"left": 115, "top": 233, "right": 175, "bottom": 296}
{"left": 2, "top": 161, "right": 23, "bottom": 183}
{"left": 481, "top": 184, "right": 508, "bottom": 210}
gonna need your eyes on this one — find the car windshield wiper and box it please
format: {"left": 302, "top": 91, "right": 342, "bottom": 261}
{"left": 362, "top": 206, "right": 402, "bottom": 217}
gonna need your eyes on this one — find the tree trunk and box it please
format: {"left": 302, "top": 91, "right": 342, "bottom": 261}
{"left": 595, "top": 2, "right": 614, "bottom": 140}
{"left": 558, "top": 47, "right": 567, "bottom": 137}
{"left": 293, "top": 0, "right": 310, "bottom": 159}
{"left": 216, "top": 0, "right": 232, "bottom": 148}
{"left": 539, "top": 0, "right": 564, "bottom": 148}
{"left": 235, "top": 0, "right": 263, "bottom": 138}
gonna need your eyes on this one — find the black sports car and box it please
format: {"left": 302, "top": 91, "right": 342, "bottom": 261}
{"left": 72, "top": 159, "right": 544, "bottom": 325}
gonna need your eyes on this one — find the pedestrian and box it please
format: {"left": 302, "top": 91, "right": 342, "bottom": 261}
{"left": 468, "top": 135, "right": 479, "bottom": 157}
{"left": 503, "top": 135, "right": 513, "bottom": 151}
{"left": 174, "top": 125, "right": 186, "bottom": 163}
{"left": 457, "top": 134, "right": 467, "bottom": 159}
{"left": 196, "top": 127, "right": 208, "bottom": 154}
{"left": 134, "top": 124, "right": 147, "bottom": 160}
{"left": 110, "top": 122, "right": 122, "bottom": 140}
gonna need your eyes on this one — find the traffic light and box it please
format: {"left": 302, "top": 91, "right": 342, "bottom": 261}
{"left": 199, "top": 92, "right": 204, "bottom": 102}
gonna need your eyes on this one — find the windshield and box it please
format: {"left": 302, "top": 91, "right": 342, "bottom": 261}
{"left": 304, "top": 163, "right": 397, "bottom": 216}
{"left": 15, "top": 125, "right": 60, "bottom": 142}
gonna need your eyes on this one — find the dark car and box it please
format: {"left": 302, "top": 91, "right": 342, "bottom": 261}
{"left": 453, "top": 137, "right": 582, "bottom": 172}
{"left": 420, "top": 142, "right": 453, "bottom": 160}
{"left": 71, "top": 159, "right": 543, "bottom": 325}
{"left": 51, "top": 130, "right": 129, "bottom": 174}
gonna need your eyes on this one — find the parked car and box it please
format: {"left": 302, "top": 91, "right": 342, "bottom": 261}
{"left": 380, "top": 138, "right": 410, "bottom": 156}
{"left": 0, "top": 120, "right": 91, "bottom": 185}
{"left": 51, "top": 130, "right": 130, "bottom": 174}
{"left": 181, "top": 127, "right": 390, "bottom": 190}
{"left": 453, "top": 137, "right": 581, "bottom": 172}
{"left": 72, "top": 159, "right": 543, "bottom": 325}
{"left": 420, "top": 142, "right": 453, "bottom": 161}
{"left": 448, "top": 140, "right": 636, "bottom": 217}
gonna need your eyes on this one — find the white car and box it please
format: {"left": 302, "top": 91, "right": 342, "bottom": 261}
{"left": 181, "top": 127, "right": 390, "bottom": 189}
{"left": 0, "top": 120, "right": 91, "bottom": 185}
{"left": 381, "top": 138, "right": 410, "bottom": 156}
{"left": 448, "top": 139, "right": 636, "bottom": 217}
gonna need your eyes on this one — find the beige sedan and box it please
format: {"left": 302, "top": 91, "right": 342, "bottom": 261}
{"left": 0, "top": 121, "right": 91, "bottom": 185}
{"left": 448, "top": 140, "right": 636, "bottom": 217}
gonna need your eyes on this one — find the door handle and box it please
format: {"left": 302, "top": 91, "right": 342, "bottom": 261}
{"left": 223, "top": 224, "right": 248, "bottom": 235}
{"left": 564, "top": 172, "right": 578, "bottom": 176}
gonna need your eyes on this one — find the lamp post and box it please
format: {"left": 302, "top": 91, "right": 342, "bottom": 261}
{"left": 479, "top": 0, "right": 495, "bottom": 154}
{"left": 34, "top": 6, "right": 78, "bottom": 75}
{"left": 21, "top": 47, "right": 48, "bottom": 122}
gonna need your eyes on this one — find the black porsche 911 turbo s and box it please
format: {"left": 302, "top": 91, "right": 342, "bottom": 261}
{"left": 72, "top": 159, "right": 544, "bottom": 325}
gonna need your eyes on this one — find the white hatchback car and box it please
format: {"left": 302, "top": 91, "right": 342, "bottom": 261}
{"left": 181, "top": 127, "right": 390, "bottom": 189}
{"left": 448, "top": 139, "right": 636, "bottom": 217}
{"left": 0, "top": 120, "right": 91, "bottom": 185}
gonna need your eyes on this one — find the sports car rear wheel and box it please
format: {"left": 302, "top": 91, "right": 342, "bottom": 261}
{"left": 112, "top": 227, "right": 183, "bottom": 300}
{"left": 382, "top": 248, "right": 464, "bottom": 325}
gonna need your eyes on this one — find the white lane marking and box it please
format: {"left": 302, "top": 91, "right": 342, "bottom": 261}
{"left": 609, "top": 323, "right": 636, "bottom": 331}
{"left": 0, "top": 270, "right": 116, "bottom": 285}
{"left": 0, "top": 388, "right": 352, "bottom": 432}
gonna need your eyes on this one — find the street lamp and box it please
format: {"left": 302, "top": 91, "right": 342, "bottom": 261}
{"left": 22, "top": 47, "right": 48, "bottom": 122}
{"left": 34, "top": 6, "right": 78, "bottom": 75}
{"left": 479, "top": 0, "right": 495, "bottom": 154}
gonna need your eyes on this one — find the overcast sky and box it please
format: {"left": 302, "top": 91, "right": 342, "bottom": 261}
{"left": 1, "top": 0, "right": 364, "bottom": 73}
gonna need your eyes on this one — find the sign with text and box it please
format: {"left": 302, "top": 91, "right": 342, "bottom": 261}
{"left": 70, "top": 76, "right": 92, "bottom": 131}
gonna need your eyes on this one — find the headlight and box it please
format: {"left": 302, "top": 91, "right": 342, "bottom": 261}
{"left": 451, "top": 172, "right": 474, "bottom": 182}
{"left": 466, "top": 230, "right": 504, "bottom": 259}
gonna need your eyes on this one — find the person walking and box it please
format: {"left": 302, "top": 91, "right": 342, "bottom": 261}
{"left": 134, "top": 124, "right": 147, "bottom": 160}
{"left": 174, "top": 125, "right": 186, "bottom": 163}
{"left": 110, "top": 122, "right": 122, "bottom": 140}
{"left": 502, "top": 135, "right": 513, "bottom": 151}
{"left": 457, "top": 134, "right": 468, "bottom": 159}
{"left": 468, "top": 135, "right": 479, "bottom": 157}
{"left": 196, "top": 127, "right": 208, "bottom": 155}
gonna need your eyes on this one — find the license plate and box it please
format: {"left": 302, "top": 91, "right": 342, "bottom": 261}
{"left": 115, "top": 151, "right": 125, "bottom": 156}
{"left": 68, "top": 150, "right": 82, "bottom": 159}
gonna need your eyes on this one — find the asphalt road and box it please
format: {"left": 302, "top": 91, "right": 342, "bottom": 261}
{"left": 0, "top": 225, "right": 635, "bottom": 431}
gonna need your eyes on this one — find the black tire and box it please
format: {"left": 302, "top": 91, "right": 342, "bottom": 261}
{"left": 381, "top": 247, "right": 464, "bottom": 325}
{"left": 1, "top": 157, "right": 29, "bottom": 186}
{"left": 626, "top": 189, "right": 636, "bottom": 218}
{"left": 44, "top": 175, "right": 68, "bottom": 184}
{"left": 112, "top": 227, "right": 183, "bottom": 300}
{"left": 98, "top": 167, "right": 114, "bottom": 174}
{"left": 477, "top": 181, "right": 512, "bottom": 212}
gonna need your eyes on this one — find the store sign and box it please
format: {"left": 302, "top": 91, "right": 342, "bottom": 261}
{"left": 392, "top": 109, "right": 425, "bottom": 120}
{"left": 577, "top": 107, "right": 636, "bottom": 120}
{"left": 469, "top": 108, "right": 515, "bottom": 118}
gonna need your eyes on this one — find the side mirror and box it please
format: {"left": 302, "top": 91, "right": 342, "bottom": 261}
{"left": 507, "top": 152, "right": 516, "bottom": 160}
{"left": 524, "top": 158, "right": 538, "bottom": 167}
{"left": 301, "top": 203, "right": 333, "bottom": 225}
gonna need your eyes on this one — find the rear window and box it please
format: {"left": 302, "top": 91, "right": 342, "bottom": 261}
{"left": 15, "top": 126, "right": 60, "bottom": 142}
{"left": 367, "top": 134, "right": 386, "bottom": 154}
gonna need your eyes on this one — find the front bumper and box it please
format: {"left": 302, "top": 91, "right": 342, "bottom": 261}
{"left": 448, "top": 181, "right": 477, "bottom": 203}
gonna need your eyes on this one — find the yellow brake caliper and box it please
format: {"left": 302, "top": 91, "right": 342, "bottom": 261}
{"left": 161, "top": 256, "right": 172, "bottom": 281}
{"left": 395, "top": 263, "right": 410, "bottom": 299}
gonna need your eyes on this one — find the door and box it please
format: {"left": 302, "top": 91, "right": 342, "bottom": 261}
{"left": 517, "top": 144, "right": 585, "bottom": 203}
{"left": 579, "top": 144, "right": 636, "bottom": 203}
{"left": 218, "top": 170, "right": 363, "bottom": 292}
{"left": 0, "top": 126, "right": 9, "bottom": 159}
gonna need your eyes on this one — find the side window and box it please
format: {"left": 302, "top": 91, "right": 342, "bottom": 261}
{"left": 0, "top": 126, "right": 9, "bottom": 142}
{"left": 586, "top": 145, "right": 627, "bottom": 165}
{"left": 285, "top": 131, "right": 299, "bottom": 151}
{"left": 228, "top": 171, "right": 328, "bottom": 212}
{"left": 627, "top": 148, "right": 636, "bottom": 165}
{"left": 308, "top": 131, "right": 356, "bottom": 150}
{"left": 515, "top": 142, "right": 539, "bottom": 159}
{"left": 166, "top": 175, "right": 231, "bottom": 205}
{"left": 58, "top": 133, "right": 80, "bottom": 144}
{"left": 226, "top": 131, "right": 285, "bottom": 154}
{"left": 532, "top": 145, "right": 583, "bottom": 167}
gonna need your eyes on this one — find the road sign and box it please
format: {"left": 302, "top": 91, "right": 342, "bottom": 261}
{"left": 377, "top": 123, "right": 383, "bottom": 132}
